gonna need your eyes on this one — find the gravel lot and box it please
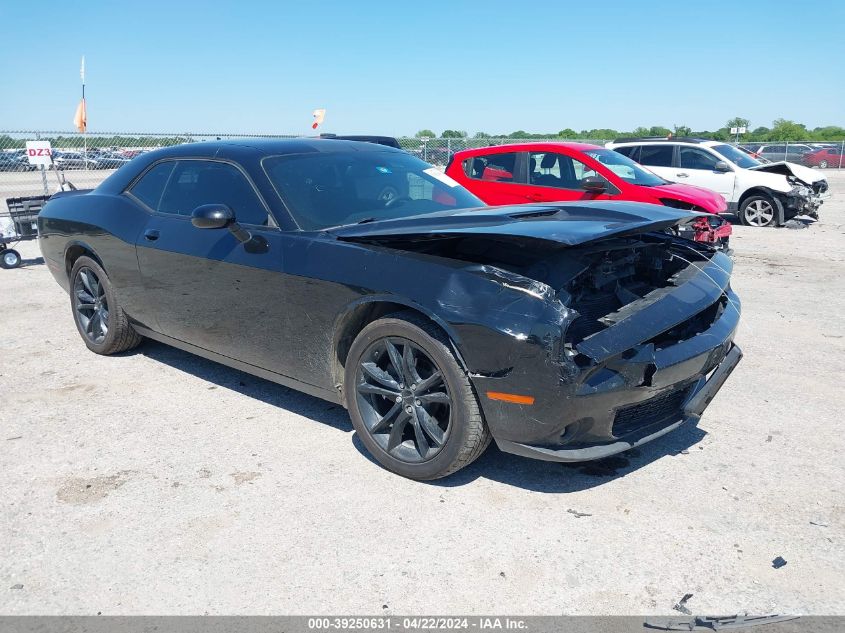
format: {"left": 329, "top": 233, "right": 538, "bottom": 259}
{"left": 1, "top": 174, "right": 844, "bottom": 615}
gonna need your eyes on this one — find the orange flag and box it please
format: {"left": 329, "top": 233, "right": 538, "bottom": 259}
{"left": 74, "top": 98, "right": 87, "bottom": 133}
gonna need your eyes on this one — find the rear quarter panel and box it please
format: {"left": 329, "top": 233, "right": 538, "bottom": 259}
{"left": 38, "top": 192, "right": 154, "bottom": 328}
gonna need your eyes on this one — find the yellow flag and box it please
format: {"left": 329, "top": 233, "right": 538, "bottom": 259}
{"left": 74, "top": 98, "right": 87, "bottom": 133}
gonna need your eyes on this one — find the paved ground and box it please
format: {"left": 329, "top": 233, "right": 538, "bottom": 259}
{"left": 1, "top": 175, "right": 844, "bottom": 615}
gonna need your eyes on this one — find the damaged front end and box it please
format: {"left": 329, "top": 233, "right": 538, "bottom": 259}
{"left": 336, "top": 203, "right": 742, "bottom": 462}
{"left": 462, "top": 233, "right": 742, "bottom": 462}
{"left": 749, "top": 161, "right": 830, "bottom": 220}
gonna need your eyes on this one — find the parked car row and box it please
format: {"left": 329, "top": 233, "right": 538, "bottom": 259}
{"left": 0, "top": 148, "right": 149, "bottom": 172}
{"left": 739, "top": 142, "right": 844, "bottom": 168}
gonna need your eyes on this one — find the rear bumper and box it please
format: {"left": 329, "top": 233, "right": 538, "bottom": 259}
{"left": 495, "top": 344, "right": 742, "bottom": 462}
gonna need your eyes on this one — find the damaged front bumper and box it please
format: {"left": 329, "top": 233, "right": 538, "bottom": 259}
{"left": 468, "top": 249, "right": 742, "bottom": 463}
{"left": 785, "top": 185, "right": 824, "bottom": 219}
{"left": 494, "top": 344, "right": 742, "bottom": 462}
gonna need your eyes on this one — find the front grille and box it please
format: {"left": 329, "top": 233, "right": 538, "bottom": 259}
{"left": 646, "top": 297, "right": 726, "bottom": 350}
{"left": 612, "top": 385, "right": 693, "bottom": 438}
{"left": 565, "top": 292, "right": 620, "bottom": 344}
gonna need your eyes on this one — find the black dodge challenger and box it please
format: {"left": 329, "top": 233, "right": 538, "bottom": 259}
{"left": 38, "top": 139, "right": 742, "bottom": 479}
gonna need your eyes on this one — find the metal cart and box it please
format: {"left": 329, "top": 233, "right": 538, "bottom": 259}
{"left": 1, "top": 195, "right": 49, "bottom": 269}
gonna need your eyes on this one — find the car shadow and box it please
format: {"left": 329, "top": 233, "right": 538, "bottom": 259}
{"left": 6, "top": 255, "right": 45, "bottom": 268}
{"left": 722, "top": 212, "right": 818, "bottom": 228}
{"left": 137, "top": 340, "right": 707, "bottom": 493}
{"left": 137, "top": 341, "right": 353, "bottom": 433}
{"left": 352, "top": 423, "right": 707, "bottom": 493}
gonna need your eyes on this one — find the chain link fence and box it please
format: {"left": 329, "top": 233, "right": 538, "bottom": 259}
{"left": 2, "top": 131, "right": 843, "bottom": 214}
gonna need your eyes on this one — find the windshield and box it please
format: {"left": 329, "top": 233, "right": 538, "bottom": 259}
{"left": 583, "top": 149, "right": 667, "bottom": 186}
{"left": 263, "top": 151, "right": 483, "bottom": 230}
{"left": 712, "top": 143, "right": 761, "bottom": 168}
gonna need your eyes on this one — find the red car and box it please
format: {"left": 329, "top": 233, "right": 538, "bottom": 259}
{"left": 445, "top": 142, "right": 731, "bottom": 245}
{"left": 803, "top": 147, "right": 844, "bottom": 169}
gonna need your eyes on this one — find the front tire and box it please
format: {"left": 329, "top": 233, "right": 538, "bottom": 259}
{"left": 69, "top": 256, "right": 142, "bottom": 355}
{"left": 739, "top": 194, "right": 778, "bottom": 227}
{"left": 344, "top": 313, "right": 490, "bottom": 480}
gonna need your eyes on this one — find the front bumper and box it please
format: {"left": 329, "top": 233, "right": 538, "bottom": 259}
{"left": 469, "top": 249, "right": 742, "bottom": 463}
{"left": 494, "top": 344, "right": 742, "bottom": 462}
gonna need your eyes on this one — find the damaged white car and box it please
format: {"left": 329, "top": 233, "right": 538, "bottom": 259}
{"left": 607, "top": 138, "right": 829, "bottom": 227}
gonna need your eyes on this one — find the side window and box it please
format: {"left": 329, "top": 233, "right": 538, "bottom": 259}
{"left": 529, "top": 152, "right": 605, "bottom": 190}
{"left": 158, "top": 160, "right": 270, "bottom": 226}
{"left": 467, "top": 152, "right": 517, "bottom": 182}
{"left": 679, "top": 147, "right": 719, "bottom": 170}
{"left": 639, "top": 145, "right": 674, "bottom": 167}
{"left": 128, "top": 162, "right": 176, "bottom": 211}
{"left": 614, "top": 146, "right": 640, "bottom": 161}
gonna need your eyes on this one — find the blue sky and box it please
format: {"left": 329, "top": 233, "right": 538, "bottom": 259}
{"left": 1, "top": 0, "right": 843, "bottom": 136}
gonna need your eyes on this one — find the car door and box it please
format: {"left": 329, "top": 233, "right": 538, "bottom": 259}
{"left": 129, "top": 158, "right": 294, "bottom": 376}
{"left": 513, "top": 151, "right": 618, "bottom": 202}
{"left": 634, "top": 144, "right": 677, "bottom": 181}
{"left": 675, "top": 146, "right": 736, "bottom": 199}
{"left": 459, "top": 151, "right": 528, "bottom": 204}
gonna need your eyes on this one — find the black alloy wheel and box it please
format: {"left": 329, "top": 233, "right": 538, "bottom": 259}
{"left": 356, "top": 337, "right": 452, "bottom": 463}
{"left": 345, "top": 313, "right": 491, "bottom": 480}
{"left": 69, "top": 255, "right": 142, "bottom": 355}
{"left": 73, "top": 266, "right": 110, "bottom": 344}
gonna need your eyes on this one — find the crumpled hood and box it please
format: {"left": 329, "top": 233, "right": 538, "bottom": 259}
{"left": 748, "top": 160, "right": 826, "bottom": 186}
{"left": 647, "top": 182, "right": 727, "bottom": 213}
{"left": 331, "top": 201, "right": 702, "bottom": 247}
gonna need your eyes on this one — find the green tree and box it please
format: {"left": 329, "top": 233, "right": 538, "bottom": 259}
{"left": 811, "top": 126, "right": 845, "bottom": 141}
{"left": 584, "top": 128, "right": 619, "bottom": 140}
{"left": 557, "top": 128, "right": 578, "bottom": 138}
{"left": 673, "top": 124, "right": 692, "bottom": 136}
{"left": 726, "top": 116, "right": 750, "bottom": 130}
{"left": 441, "top": 130, "right": 467, "bottom": 138}
{"left": 769, "top": 119, "right": 808, "bottom": 141}
{"left": 415, "top": 129, "right": 436, "bottom": 139}
{"left": 473, "top": 131, "right": 491, "bottom": 139}
{"left": 648, "top": 126, "right": 671, "bottom": 137}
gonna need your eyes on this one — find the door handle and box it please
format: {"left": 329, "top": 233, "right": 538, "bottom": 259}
{"left": 143, "top": 229, "right": 160, "bottom": 241}
{"left": 676, "top": 172, "right": 689, "bottom": 178}
{"left": 526, "top": 193, "right": 545, "bottom": 201}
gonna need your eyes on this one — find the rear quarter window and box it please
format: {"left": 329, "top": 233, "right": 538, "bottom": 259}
{"left": 128, "top": 162, "right": 176, "bottom": 211}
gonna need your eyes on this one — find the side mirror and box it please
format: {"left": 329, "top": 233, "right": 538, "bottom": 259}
{"left": 191, "top": 204, "right": 234, "bottom": 229}
{"left": 714, "top": 161, "right": 731, "bottom": 172}
{"left": 582, "top": 176, "right": 607, "bottom": 193}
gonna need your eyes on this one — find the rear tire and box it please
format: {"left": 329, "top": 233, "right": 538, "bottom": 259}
{"left": 344, "top": 312, "right": 490, "bottom": 480}
{"left": 69, "top": 256, "right": 143, "bottom": 355}
{"left": 739, "top": 194, "right": 778, "bottom": 227}
{"left": 819, "top": 160, "right": 829, "bottom": 169}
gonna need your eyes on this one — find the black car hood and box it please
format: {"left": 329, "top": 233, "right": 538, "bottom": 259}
{"left": 331, "top": 201, "right": 702, "bottom": 247}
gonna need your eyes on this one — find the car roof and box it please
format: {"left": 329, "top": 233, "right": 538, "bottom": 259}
{"left": 610, "top": 137, "right": 712, "bottom": 144}
{"left": 610, "top": 138, "right": 722, "bottom": 148}
{"left": 454, "top": 141, "right": 603, "bottom": 156}
{"left": 148, "top": 138, "right": 405, "bottom": 159}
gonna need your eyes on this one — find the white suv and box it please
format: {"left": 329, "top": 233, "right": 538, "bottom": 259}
{"left": 606, "top": 138, "right": 829, "bottom": 227}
